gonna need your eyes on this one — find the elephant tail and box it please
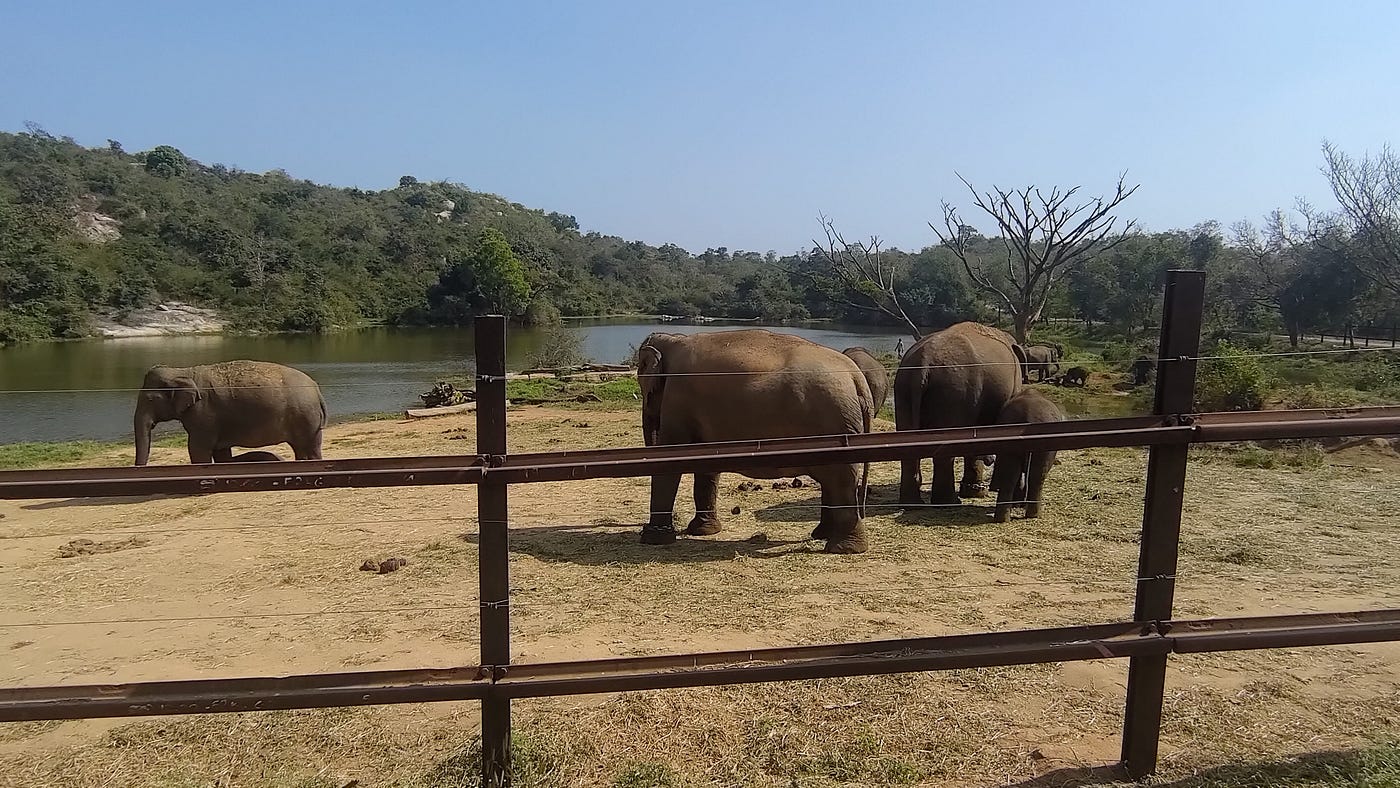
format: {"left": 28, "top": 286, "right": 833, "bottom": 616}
{"left": 858, "top": 375, "right": 873, "bottom": 519}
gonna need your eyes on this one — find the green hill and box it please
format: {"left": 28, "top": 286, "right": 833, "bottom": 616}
{"left": 0, "top": 127, "right": 980, "bottom": 344}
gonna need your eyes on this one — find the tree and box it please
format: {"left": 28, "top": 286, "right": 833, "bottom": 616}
{"left": 398, "top": 175, "right": 419, "bottom": 188}
{"left": 425, "top": 228, "right": 531, "bottom": 323}
{"left": 143, "top": 145, "right": 188, "bottom": 178}
{"left": 1224, "top": 211, "right": 1369, "bottom": 347}
{"left": 931, "top": 173, "right": 1139, "bottom": 342}
{"left": 810, "top": 215, "right": 923, "bottom": 340}
{"left": 1315, "top": 140, "right": 1400, "bottom": 297}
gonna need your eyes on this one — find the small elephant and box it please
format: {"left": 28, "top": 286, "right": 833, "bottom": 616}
{"left": 134, "top": 360, "right": 327, "bottom": 465}
{"left": 224, "top": 450, "right": 285, "bottom": 462}
{"left": 842, "top": 347, "right": 890, "bottom": 412}
{"left": 894, "top": 322, "right": 1026, "bottom": 505}
{"left": 990, "top": 389, "right": 1065, "bottom": 523}
{"left": 1022, "top": 343, "right": 1063, "bottom": 383}
{"left": 1059, "top": 366, "right": 1089, "bottom": 387}
{"left": 1129, "top": 356, "right": 1156, "bottom": 386}
{"left": 637, "top": 330, "right": 874, "bottom": 553}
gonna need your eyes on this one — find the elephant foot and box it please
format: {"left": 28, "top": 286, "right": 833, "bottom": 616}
{"left": 993, "top": 507, "right": 1013, "bottom": 523}
{"left": 684, "top": 516, "right": 723, "bottom": 536}
{"left": 823, "top": 533, "right": 869, "bottom": 554}
{"left": 898, "top": 486, "right": 925, "bottom": 507}
{"left": 959, "top": 484, "right": 990, "bottom": 499}
{"left": 931, "top": 490, "right": 963, "bottom": 506}
{"left": 1024, "top": 504, "right": 1042, "bottom": 519}
{"left": 640, "top": 523, "right": 677, "bottom": 545}
{"left": 810, "top": 521, "right": 833, "bottom": 540}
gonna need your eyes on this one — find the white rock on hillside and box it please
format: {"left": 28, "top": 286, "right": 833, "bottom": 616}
{"left": 93, "top": 302, "right": 227, "bottom": 338}
{"left": 71, "top": 195, "right": 122, "bottom": 243}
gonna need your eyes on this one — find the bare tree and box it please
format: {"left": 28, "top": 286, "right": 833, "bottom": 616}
{"left": 930, "top": 173, "right": 1139, "bottom": 342}
{"left": 1316, "top": 140, "right": 1400, "bottom": 296}
{"left": 811, "top": 214, "right": 923, "bottom": 340}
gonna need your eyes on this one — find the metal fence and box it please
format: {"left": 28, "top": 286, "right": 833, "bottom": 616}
{"left": 2, "top": 269, "right": 1399, "bottom": 786}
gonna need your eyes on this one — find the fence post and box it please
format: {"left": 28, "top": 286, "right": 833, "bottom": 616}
{"left": 1120, "top": 270, "right": 1205, "bottom": 779}
{"left": 475, "top": 315, "right": 512, "bottom": 788}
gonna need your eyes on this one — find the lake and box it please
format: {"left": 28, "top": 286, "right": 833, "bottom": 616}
{"left": 0, "top": 320, "right": 908, "bottom": 443}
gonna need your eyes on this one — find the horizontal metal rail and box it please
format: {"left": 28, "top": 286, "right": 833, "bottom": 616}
{"left": 3, "top": 610, "right": 1394, "bottom": 722}
{"left": 1, "top": 406, "right": 1397, "bottom": 500}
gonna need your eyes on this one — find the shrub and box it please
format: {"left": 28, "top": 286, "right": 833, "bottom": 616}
{"left": 526, "top": 325, "right": 590, "bottom": 370}
{"left": 1194, "top": 341, "right": 1271, "bottom": 411}
{"left": 1279, "top": 384, "right": 1362, "bottom": 410}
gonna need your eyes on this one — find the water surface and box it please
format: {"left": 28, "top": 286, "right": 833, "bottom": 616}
{"left": 0, "top": 321, "right": 907, "bottom": 443}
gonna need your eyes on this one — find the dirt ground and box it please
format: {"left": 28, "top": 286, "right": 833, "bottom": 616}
{"left": 1, "top": 406, "right": 1398, "bottom": 787}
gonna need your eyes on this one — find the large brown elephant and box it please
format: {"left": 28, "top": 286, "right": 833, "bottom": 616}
{"left": 133, "top": 361, "right": 327, "bottom": 465}
{"left": 894, "top": 322, "right": 1026, "bottom": 505}
{"left": 842, "top": 347, "right": 890, "bottom": 412}
{"left": 989, "top": 389, "right": 1065, "bottom": 522}
{"left": 637, "top": 330, "right": 874, "bottom": 553}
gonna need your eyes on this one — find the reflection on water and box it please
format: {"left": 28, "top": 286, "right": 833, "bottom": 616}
{"left": 0, "top": 321, "right": 907, "bottom": 443}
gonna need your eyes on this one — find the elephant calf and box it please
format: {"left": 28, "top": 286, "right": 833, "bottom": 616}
{"left": 134, "top": 360, "right": 327, "bottom": 465}
{"left": 989, "top": 389, "right": 1065, "bottom": 523}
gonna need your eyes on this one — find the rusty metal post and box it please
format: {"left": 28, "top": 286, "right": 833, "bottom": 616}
{"left": 1121, "top": 270, "right": 1205, "bottom": 779}
{"left": 475, "top": 315, "right": 511, "bottom": 787}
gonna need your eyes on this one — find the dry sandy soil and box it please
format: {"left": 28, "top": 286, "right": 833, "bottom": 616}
{"left": 1, "top": 406, "right": 1398, "bottom": 787}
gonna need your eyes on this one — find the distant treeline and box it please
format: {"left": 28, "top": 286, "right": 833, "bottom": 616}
{"left": 1, "top": 127, "right": 1395, "bottom": 346}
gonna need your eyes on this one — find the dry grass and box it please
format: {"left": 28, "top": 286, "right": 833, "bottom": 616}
{"left": 2, "top": 406, "right": 1399, "bottom": 786}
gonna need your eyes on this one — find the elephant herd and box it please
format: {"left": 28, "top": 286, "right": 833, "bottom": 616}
{"left": 130, "top": 323, "right": 1070, "bottom": 556}
{"left": 637, "top": 323, "right": 1065, "bottom": 554}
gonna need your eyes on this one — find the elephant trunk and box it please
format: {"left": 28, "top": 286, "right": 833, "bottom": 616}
{"left": 134, "top": 408, "right": 154, "bottom": 467}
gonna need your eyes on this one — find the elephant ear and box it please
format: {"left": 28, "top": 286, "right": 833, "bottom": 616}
{"left": 171, "top": 377, "right": 202, "bottom": 415}
{"left": 1010, "top": 343, "right": 1029, "bottom": 370}
{"left": 637, "top": 345, "right": 666, "bottom": 446}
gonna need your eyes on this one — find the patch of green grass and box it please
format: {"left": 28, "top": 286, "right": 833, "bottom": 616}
{"left": 0, "top": 441, "right": 112, "bottom": 469}
{"left": 505, "top": 376, "right": 640, "bottom": 408}
{"left": 1192, "top": 442, "right": 1325, "bottom": 471}
{"left": 612, "top": 761, "right": 684, "bottom": 788}
{"left": 1146, "top": 741, "right": 1400, "bottom": 787}
{"left": 0, "top": 433, "right": 184, "bottom": 469}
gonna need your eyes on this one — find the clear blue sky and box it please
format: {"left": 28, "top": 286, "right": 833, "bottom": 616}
{"left": 3, "top": 1, "right": 1399, "bottom": 253}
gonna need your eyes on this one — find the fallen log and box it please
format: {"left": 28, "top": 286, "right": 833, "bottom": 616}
{"left": 404, "top": 402, "right": 477, "bottom": 419}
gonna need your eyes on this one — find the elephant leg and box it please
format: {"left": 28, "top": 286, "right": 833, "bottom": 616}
{"left": 292, "top": 430, "right": 323, "bottom": 461}
{"left": 815, "top": 465, "right": 867, "bottom": 554}
{"left": 642, "top": 472, "right": 682, "bottom": 544}
{"left": 899, "top": 458, "right": 924, "bottom": 505}
{"left": 993, "top": 491, "right": 1015, "bottom": 523}
{"left": 1024, "top": 452, "right": 1052, "bottom": 519}
{"left": 959, "top": 456, "right": 988, "bottom": 498}
{"left": 811, "top": 478, "right": 835, "bottom": 540}
{"left": 213, "top": 447, "right": 234, "bottom": 463}
{"left": 685, "top": 472, "right": 723, "bottom": 536}
{"left": 187, "top": 442, "right": 216, "bottom": 464}
{"left": 930, "top": 456, "right": 961, "bottom": 505}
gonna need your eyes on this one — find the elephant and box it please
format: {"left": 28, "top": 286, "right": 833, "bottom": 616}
{"left": 1022, "top": 343, "right": 1063, "bottom": 383}
{"left": 842, "top": 347, "right": 890, "bottom": 412}
{"left": 636, "top": 329, "right": 874, "bottom": 554}
{"left": 894, "top": 322, "right": 1026, "bottom": 505}
{"left": 1059, "top": 366, "right": 1089, "bottom": 387}
{"left": 989, "top": 389, "right": 1065, "bottom": 522}
{"left": 224, "top": 450, "right": 285, "bottom": 462}
{"left": 1129, "top": 356, "right": 1156, "bottom": 386}
{"left": 133, "top": 360, "right": 327, "bottom": 466}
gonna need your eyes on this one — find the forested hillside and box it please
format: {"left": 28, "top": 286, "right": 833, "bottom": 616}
{"left": 2, "top": 126, "right": 1396, "bottom": 346}
{"left": 0, "top": 127, "right": 986, "bottom": 343}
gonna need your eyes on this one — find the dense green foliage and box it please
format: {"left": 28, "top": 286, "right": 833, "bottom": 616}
{"left": 1, "top": 127, "right": 1396, "bottom": 349}
{"left": 0, "top": 128, "right": 983, "bottom": 343}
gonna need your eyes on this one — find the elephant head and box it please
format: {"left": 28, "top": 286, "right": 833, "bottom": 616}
{"left": 636, "top": 333, "right": 681, "bottom": 446}
{"left": 133, "top": 366, "right": 200, "bottom": 466}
